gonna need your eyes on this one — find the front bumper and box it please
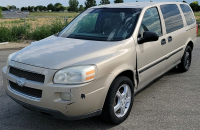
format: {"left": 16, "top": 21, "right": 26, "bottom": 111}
{"left": 2, "top": 62, "right": 114, "bottom": 120}
{"left": 8, "top": 94, "right": 101, "bottom": 120}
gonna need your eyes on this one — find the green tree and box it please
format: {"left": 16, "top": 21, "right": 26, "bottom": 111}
{"left": 37, "top": 5, "right": 43, "bottom": 11}
{"left": 21, "top": 7, "right": 24, "bottom": 11}
{"left": 79, "top": 5, "right": 84, "bottom": 11}
{"left": 31, "top": 6, "right": 35, "bottom": 11}
{"left": 193, "top": 1, "right": 199, "bottom": 4}
{"left": 85, "top": 0, "right": 96, "bottom": 9}
{"left": 43, "top": 6, "right": 47, "bottom": 11}
{"left": 28, "top": 6, "right": 32, "bottom": 12}
{"left": 10, "top": 5, "right": 16, "bottom": 9}
{"left": 100, "top": 0, "right": 110, "bottom": 5}
{"left": 54, "top": 3, "right": 62, "bottom": 7}
{"left": 7, "top": 5, "right": 11, "bottom": 9}
{"left": 114, "top": 0, "right": 123, "bottom": 3}
{"left": 1, "top": 7, "right": 8, "bottom": 11}
{"left": 47, "top": 3, "right": 54, "bottom": 11}
{"left": 54, "top": 3, "right": 62, "bottom": 11}
{"left": 59, "top": 6, "right": 65, "bottom": 11}
{"left": 34, "top": 7, "right": 38, "bottom": 12}
{"left": 190, "top": 1, "right": 199, "bottom": 11}
{"left": 68, "top": 0, "right": 79, "bottom": 11}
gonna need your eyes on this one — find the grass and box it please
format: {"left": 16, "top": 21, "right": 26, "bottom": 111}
{"left": 195, "top": 13, "right": 200, "bottom": 22}
{"left": 0, "top": 12, "right": 76, "bottom": 42}
{"left": 28, "top": 12, "right": 79, "bottom": 18}
{"left": 0, "top": 17, "right": 73, "bottom": 29}
{"left": 0, "top": 20, "right": 69, "bottom": 42}
{"left": 195, "top": 13, "right": 200, "bottom": 36}
{"left": 0, "top": 8, "right": 3, "bottom": 18}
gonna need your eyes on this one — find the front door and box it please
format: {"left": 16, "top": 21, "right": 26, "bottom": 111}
{"left": 136, "top": 7, "right": 167, "bottom": 88}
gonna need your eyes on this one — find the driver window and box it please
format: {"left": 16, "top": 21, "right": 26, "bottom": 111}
{"left": 138, "top": 7, "right": 162, "bottom": 38}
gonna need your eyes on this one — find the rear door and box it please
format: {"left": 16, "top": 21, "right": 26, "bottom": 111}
{"left": 180, "top": 4, "right": 196, "bottom": 40}
{"left": 136, "top": 7, "right": 167, "bottom": 88}
{"left": 160, "top": 4, "right": 187, "bottom": 69}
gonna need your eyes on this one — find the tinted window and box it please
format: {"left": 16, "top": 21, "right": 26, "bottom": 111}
{"left": 180, "top": 4, "right": 195, "bottom": 25}
{"left": 139, "top": 7, "right": 162, "bottom": 37}
{"left": 59, "top": 8, "right": 141, "bottom": 41}
{"left": 160, "top": 4, "right": 184, "bottom": 34}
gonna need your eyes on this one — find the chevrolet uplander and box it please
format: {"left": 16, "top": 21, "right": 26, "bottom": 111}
{"left": 2, "top": 2, "right": 198, "bottom": 124}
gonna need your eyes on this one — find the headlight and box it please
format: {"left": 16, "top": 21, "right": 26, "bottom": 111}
{"left": 53, "top": 65, "right": 96, "bottom": 84}
{"left": 6, "top": 52, "right": 16, "bottom": 67}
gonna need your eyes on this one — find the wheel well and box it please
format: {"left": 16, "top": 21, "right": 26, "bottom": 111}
{"left": 116, "top": 70, "right": 134, "bottom": 85}
{"left": 187, "top": 41, "right": 193, "bottom": 51}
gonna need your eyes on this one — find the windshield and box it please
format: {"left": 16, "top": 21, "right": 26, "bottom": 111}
{"left": 58, "top": 8, "right": 141, "bottom": 41}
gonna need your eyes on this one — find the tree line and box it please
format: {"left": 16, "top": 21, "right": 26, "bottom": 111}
{"left": 0, "top": 0, "right": 199, "bottom": 12}
{"left": 0, "top": 0, "right": 123, "bottom": 12}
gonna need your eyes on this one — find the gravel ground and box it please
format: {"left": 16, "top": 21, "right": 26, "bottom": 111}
{"left": 0, "top": 38, "right": 200, "bottom": 130}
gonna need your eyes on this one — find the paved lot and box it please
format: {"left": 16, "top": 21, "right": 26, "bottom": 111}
{"left": 0, "top": 38, "right": 200, "bottom": 130}
{"left": 2, "top": 14, "right": 28, "bottom": 19}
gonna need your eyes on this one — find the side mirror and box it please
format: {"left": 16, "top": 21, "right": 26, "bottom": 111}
{"left": 138, "top": 31, "right": 159, "bottom": 44}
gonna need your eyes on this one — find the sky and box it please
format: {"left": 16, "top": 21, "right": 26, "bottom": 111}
{"left": 0, "top": 0, "right": 195, "bottom": 8}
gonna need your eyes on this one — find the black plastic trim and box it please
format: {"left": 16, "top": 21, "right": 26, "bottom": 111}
{"left": 7, "top": 93, "right": 102, "bottom": 120}
{"left": 139, "top": 58, "right": 166, "bottom": 73}
{"left": 139, "top": 47, "right": 183, "bottom": 73}
{"left": 166, "top": 48, "right": 183, "bottom": 59}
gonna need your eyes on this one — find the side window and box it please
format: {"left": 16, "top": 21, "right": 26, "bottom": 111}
{"left": 180, "top": 4, "right": 195, "bottom": 25}
{"left": 139, "top": 7, "right": 162, "bottom": 38}
{"left": 160, "top": 4, "right": 184, "bottom": 34}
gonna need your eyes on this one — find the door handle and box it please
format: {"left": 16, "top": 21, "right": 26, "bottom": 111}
{"left": 161, "top": 39, "right": 166, "bottom": 45}
{"left": 168, "top": 36, "right": 172, "bottom": 43}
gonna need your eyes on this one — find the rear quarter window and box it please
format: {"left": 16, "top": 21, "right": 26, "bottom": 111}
{"left": 180, "top": 4, "right": 195, "bottom": 25}
{"left": 160, "top": 4, "right": 184, "bottom": 34}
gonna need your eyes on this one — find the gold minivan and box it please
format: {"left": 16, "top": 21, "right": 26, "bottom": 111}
{"left": 2, "top": 2, "right": 198, "bottom": 124}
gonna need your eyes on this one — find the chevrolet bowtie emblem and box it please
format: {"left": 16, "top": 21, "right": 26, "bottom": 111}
{"left": 16, "top": 78, "right": 26, "bottom": 87}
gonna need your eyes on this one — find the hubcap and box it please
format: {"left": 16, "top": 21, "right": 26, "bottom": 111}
{"left": 185, "top": 51, "right": 190, "bottom": 68}
{"left": 114, "top": 84, "right": 131, "bottom": 118}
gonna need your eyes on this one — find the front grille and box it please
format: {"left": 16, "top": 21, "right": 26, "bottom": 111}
{"left": 9, "top": 67, "right": 45, "bottom": 83}
{"left": 9, "top": 81, "right": 42, "bottom": 98}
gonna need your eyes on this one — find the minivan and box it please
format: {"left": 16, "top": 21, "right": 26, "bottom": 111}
{"left": 2, "top": 2, "right": 198, "bottom": 124}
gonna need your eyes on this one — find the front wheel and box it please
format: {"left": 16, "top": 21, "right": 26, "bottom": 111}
{"left": 178, "top": 46, "right": 192, "bottom": 72}
{"left": 101, "top": 76, "right": 134, "bottom": 124}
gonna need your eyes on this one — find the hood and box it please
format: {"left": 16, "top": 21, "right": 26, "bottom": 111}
{"left": 12, "top": 36, "right": 122, "bottom": 69}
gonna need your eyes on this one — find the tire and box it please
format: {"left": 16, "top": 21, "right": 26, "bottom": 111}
{"left": 101, "top": 76, "right": 134, "bottom": 124}
{"left": 178, "top": 46, "right": 192, "bottom": 72}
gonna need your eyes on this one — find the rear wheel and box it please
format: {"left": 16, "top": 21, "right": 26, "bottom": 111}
{"left": 178, "top": 46, "right": 192, "bottom": 72}
{"left": 101, "top": 76, "right": 134, "bottom": 124}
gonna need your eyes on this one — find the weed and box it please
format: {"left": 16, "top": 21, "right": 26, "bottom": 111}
{"left": 0, "top": 20, "right": 68, "bottom": 42}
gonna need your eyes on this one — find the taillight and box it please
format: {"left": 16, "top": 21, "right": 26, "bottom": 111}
{"left": 197, "top": 24, "right": 198, "bottom": 37}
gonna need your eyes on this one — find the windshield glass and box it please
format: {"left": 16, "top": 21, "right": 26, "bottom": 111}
{"left": 58, "top": 8, "right": 141, "bottom": 41}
